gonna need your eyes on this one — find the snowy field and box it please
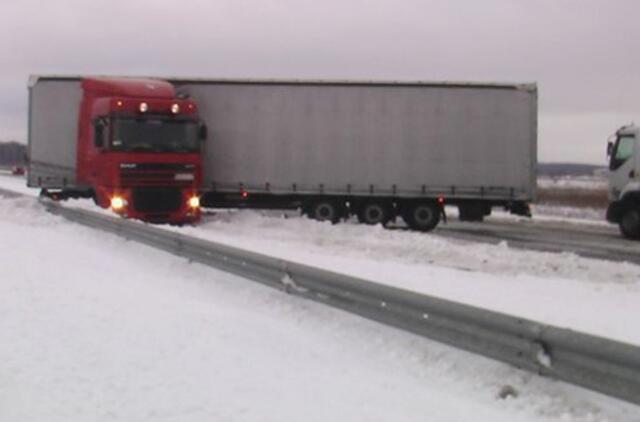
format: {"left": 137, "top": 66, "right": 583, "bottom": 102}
{"left": 1, "top": 183, "right": 639, "bottom": 421}
{"left": 537, "top": 175, "right": 608, "bottom": 190}
{"left": 535, "top": 175, "right": 608, "bottom": 220}
{"left": 529, "top": 204, "right": 605, "bottom": 222}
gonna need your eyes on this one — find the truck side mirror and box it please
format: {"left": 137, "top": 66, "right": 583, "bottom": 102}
{"left": 94, "top": 120, "right": 105, "bottom": 148}
{"left": 607, "top": 141, "right": 613, "bottom": 157}
{"left": 199, "top": 123, "right": 208, "bottom": 141}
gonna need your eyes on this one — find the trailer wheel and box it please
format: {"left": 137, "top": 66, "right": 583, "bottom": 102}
{"left": 402, "top": 201, "right": 440, "bottom": 232}
{"left": 619, "top": 207, "right": 640, "bottom": 240}
{"left": 357, "top": 202, "right": 392, "bottom": 225}
{"left": 308, "top": 200, "right": 342, "bottom": 224}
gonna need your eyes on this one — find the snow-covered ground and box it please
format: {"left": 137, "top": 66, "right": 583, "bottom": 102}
{"left": 2, "top": 174, "right": 639, "bottom": 347}
{"left": 172, "top": 209, "right": 640, "bottom": 345}
{"left": 0, "top": 189, "right": 638, "bottom": 421}
{"left": 537, "top": 175, "right": 608, "bottom": 190}
{"left": 0, "top": 173, "right": 35, "bottom": 195}
{"left": 529, "top": 204, "right": 605, "bottom": 222}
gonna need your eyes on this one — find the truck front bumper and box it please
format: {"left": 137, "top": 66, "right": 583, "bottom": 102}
{"left": 98, "top": 186, "right": 201, "bottom": 224}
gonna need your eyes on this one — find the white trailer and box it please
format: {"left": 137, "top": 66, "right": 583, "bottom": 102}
{"left": 174, "top": 78, "right": 537, "bottom": 229}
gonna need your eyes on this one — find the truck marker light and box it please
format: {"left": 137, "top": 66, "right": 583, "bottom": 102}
{"left": 438, "top": 196, "right": 445, "bottom": 204}
{"left": 116, "top": 100, "right": 124, "bottom": 107}
{"left": 139, "top": 102, "right": 149, "bottom": 113}
{"left": 188, "top": 196, "right": 200, "bottom": 208}
{"left": 187, "top": 103, "right": 194, "bottom": 110}
{"left": 110, "top": 196, "right": 127, "bottom": 210}
{"left": 242, "top": 191, "right": 249, "bottom": 199}
{"left": 171, "top": 103, "right": 180, "bottom": 114}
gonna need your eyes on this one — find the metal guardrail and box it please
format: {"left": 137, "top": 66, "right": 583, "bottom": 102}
{"left": 1, "top": 187, "right": 637, "bottom": 406}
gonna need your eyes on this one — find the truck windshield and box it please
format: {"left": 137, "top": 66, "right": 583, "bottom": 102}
{"left": 112, "top": 118, "right": 200, "bottom": 153}
{"left": 610, "top": 135, "right": 635, "bottom": 170}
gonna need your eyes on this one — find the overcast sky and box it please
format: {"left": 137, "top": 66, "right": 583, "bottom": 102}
{"left": 1, "top": 0, "right": 638, "bottom": 164}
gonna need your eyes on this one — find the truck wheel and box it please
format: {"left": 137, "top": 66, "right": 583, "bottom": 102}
{"left": 308, "top": 200, "right": 342, "bottom": 224}
{"left": 357, "top": 202, "right": 392, "bottom": 225}
{"left": 619, "top": 208, "right": 640, "bottom": 240}
{"left": 402, "top": 201, "right": 440, "bottom": 232}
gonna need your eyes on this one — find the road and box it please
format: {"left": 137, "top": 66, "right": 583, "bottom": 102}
{"left": 434, "top": 217, "right": 640, "bottom": 264}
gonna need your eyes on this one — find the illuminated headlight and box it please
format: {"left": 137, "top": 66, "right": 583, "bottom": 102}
{"left": 139, "top": 102, "right": 149, "bottom": 112}
{"left": 110, "top": 196, "right": 127, "bottom": 210}
{"left": 175, "top": 173, "right": 194, "bottom": 181}
{"left": 188, "top": 196, "right": 200, "bottom": 208}
{"left": 171, "top": 103, "right": 180, "bottom": 114}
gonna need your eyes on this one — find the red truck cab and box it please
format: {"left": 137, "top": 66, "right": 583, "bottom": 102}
{"left": 77, "top": 78, "right": 205, "bottom": 223}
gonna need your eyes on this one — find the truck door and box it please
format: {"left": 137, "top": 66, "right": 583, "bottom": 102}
{"left": 608, "top": 132, "right": 637, "bottom": 199}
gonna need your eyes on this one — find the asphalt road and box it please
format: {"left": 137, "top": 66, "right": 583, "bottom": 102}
{"left": 433, "top": 217, "right": 640, "bottom": 264}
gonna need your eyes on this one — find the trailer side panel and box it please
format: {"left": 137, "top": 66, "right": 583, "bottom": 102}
{"left": 178, "top": 82, "right": 536, "bottom": 200}
{"left": 28, "top": 79, "right": 82, "bottom": 188}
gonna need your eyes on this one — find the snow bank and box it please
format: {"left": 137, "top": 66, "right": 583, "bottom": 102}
{"left": 158, "top": 209, "right": 640, "bottom": 346}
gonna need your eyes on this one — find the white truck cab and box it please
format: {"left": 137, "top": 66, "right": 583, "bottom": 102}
{"left": 606, "top": 124, "right": 640, "bottom": 239}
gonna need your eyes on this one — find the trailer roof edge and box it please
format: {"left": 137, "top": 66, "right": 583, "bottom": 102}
{"left": 29, "top": 75, "right": 537, "bottom": 90}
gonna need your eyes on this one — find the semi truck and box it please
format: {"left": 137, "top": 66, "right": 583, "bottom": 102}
{"left": 28, "top": 76, "right": 537, "bottom": 230}
{"left": 28, "top": 76, "right": 206, "bottom": 223}
{"left": 606, "top": 124, "right": 640, "bottom": 239}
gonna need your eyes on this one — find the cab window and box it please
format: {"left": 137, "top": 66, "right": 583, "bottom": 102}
{"left": 610, "top": 135, "right": 635, "bottom": 170}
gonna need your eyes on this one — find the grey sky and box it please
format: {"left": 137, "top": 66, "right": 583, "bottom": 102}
{"left": 1, "top": 0, "right": 638, "bottom": 164}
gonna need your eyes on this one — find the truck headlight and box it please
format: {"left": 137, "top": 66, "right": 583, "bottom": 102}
{"left": 188, "top": 196, "right": 200, "bottom": 208}
{"left": 110, "top": 196, "right": 127, "bottom": 210}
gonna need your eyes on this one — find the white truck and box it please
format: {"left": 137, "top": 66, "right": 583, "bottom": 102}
{"left": 606, "top": 124, "right": 640, "bottom": 239}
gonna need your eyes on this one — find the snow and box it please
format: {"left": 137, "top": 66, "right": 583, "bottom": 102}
{"left": 0, "top": 192, "right": 638, "bottom": 421}
{"left": 0, "top": 173, "right": 33, "bottom": 195}
{"left": 529, "top": 204, "right": 606, "bottom": 223}
{"left": 537, "top": 175, "right": 608, "bottom": 190}
{"left": 148, "top": 209, "right": 639, "bottom": 345}
{"left": 2, "top": 174, "right": 639, "bottom": 347}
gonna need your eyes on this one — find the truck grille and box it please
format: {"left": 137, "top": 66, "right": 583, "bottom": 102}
{"left": 120, "top": 163, "right": 195, "bottom": 187}
{"left": 132, "top": 188, "right": 182, "bottom": 212}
